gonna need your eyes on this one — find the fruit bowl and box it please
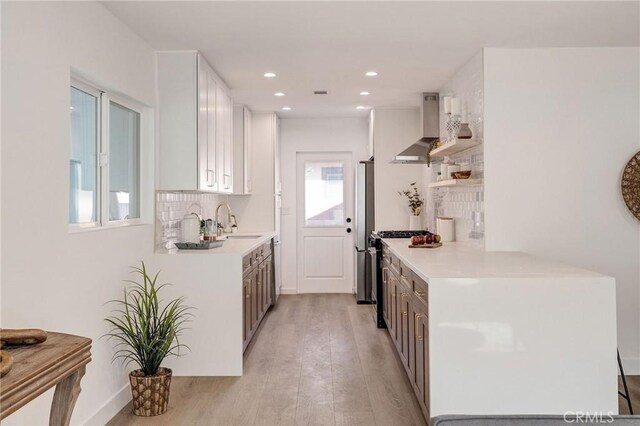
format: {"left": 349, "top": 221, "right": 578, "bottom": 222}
{"left": 451, "top": 171, "right": 472, "bottom": 179}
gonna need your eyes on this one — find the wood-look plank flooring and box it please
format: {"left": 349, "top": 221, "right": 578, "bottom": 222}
{"left": 619, "top": 376, "right": 640, "bottom": 415}
{"left": 108, "top": 294, "right": 427, "bottom": 425}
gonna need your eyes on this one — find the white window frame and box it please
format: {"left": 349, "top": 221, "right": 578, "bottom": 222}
{"left": 69, "top": 77, "right": 145, "bottom": 232}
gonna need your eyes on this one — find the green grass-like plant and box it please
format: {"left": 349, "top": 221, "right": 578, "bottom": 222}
{"left": 105, "top": 262, "right": 193, "bottom": 376}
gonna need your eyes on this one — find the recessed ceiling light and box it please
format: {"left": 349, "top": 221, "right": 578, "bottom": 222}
{"left": 356, "top": 106, "right": 367, "bottom": 110}
{"left": 274, "top": 92, "right": 285, "bottom": 97}
{"left": 282, "top": 106, "right": 292, "bottom": 111}
{"left": 365, "top": 71, "right": 378, "bottom": 77}
{"left": 263, "top": 72, "right": 276, "bottom": 78}
{"left": 360, "top": 91, "right": 371, "bottom": 96}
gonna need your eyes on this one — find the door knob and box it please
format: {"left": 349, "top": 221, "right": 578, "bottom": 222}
{"left": 346, "top": 228, "right": 352, "bottom": 233}
{"left": 346, "top": 218, "right": 352, "bottom": 223}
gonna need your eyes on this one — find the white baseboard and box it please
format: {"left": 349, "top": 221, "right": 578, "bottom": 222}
{"left": 620, "top": 356, "right": 640, "bottom": 375}
{"left": 83, "top": 383, "right": 130, "bottom": 425}
{"left": 279, "top": 287, "right": 298, "bottom": 294}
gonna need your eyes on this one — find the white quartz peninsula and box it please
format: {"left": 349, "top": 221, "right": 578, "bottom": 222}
{"left": 153, "top": 232, "right": 277, "bottom": 376}
{"left": 380, "top": 239, "right": 617, "bottom": 418}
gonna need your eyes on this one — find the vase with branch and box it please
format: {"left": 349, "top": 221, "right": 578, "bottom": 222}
{"left": 398, "top": 182, "right": 425, "bottom": 230}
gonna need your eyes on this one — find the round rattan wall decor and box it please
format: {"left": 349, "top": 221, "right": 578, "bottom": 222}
{"left": 621, "top": 151, "right": 640, "bottom": 221}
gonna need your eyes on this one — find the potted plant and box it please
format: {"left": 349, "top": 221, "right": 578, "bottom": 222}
{"left": 398, "top": 182, "right": 424, "bottom": 230}
{"left": 105, "top": 262, "right": 192, "bottom": 417}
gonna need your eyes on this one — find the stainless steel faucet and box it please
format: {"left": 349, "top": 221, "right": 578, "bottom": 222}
{"left": 215, "top": 202, "right": 233, "bottom": 236}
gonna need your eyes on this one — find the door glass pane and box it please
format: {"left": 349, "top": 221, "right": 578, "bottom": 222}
{"left": 305, "top": 161, "right": 344, "bottom": 226}
{"left": 109, "top": 101, "right": 140, "bottom": 221}
{"left": 69, "top": 86, "right": 98, "bottom": 224}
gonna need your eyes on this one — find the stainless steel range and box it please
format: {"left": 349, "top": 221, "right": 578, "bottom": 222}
{"left": 369, "top": 230, "right": 431, "bottom": 328}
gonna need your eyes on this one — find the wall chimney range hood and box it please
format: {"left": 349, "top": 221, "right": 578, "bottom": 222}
{"left": 392, "top": 93, "right": 440, "bottom": 164}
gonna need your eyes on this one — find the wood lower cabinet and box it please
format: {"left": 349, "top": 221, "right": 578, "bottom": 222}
{"left": 243, "top": 275, "right": 251, "bottom": 345}
{"left": 382, "top": 266, "right": 389, "bottom": 324}
{"left": 381, "top": 242, "right": 430, "bottom": 421}
{"left": 388, "top": 272, "right": 397, "bottom": 340}
{"left": 242, "top": 241, "right": 275, "bottom": 351}
{"left": 413, "top": 297, "right": 429, "bottom": 412}
{"left": 399, "top": 276, "right": 412, "bottom": 371}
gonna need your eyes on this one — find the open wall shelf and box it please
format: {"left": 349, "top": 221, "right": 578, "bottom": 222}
{"left": 430, "top": 139, "right": 480, "bottom": 158}
{"left": 429, "top": 178, "right": 483, "bottom": 188}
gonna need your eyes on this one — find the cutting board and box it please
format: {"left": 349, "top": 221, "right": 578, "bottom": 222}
{"left": 408, "top": 242, "right": 442, "bottom": 249}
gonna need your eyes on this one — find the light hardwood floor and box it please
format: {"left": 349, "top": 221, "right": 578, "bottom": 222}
{"left": 619, "top": 375, "right": 640, "bottom": 415}
{"left": 108, "top": 294, "right": 427, "bottom": 426}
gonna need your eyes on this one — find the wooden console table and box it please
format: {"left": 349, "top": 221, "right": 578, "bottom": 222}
{"left": 0, "top": 332, "right": 92, "bottom": 425}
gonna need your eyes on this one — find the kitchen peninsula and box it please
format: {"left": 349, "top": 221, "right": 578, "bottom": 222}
{"left": 153, "top": 232, "right": 277, "bottom": 376}
{"left": 380, "top": 239, "right": 618, "bottom": 419}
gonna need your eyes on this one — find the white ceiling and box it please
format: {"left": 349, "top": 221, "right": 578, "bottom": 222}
{"left": 102, "top": 1, "right": 639, "bottom": 118}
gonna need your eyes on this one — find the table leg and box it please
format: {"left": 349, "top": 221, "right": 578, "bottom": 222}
{"left": 49, "top": 365, "right": 86, "bottom": 426}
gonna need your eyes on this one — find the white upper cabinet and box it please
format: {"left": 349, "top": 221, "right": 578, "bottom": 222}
{"left": 216, "top": 86, "right": 233, "bottom": 193}
{"left": 233, "top": 105, "right": 253, "bottom": 194}
{"left": 157, "top": 51, "right": 233, "bottom": 192}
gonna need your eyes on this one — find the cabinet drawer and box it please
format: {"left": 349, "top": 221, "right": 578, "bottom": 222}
{"left": 412, "top": 273, "right": 428, "bottom": 307}
{"left": 399, "top": 261, "right": 412, "bottom": 281}
{"left": 389, "top": 252, "right": 401, "bottom": 276}
{"left": 262, "top": 242, "right": 272, "bottom": 257}
{"left": 243, "top": 254, "right": 252, "bottom": 273}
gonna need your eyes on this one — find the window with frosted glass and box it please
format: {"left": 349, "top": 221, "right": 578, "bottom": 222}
{"left": 109, "top": 101, "right": 140, "bottom": 221}
{"left": 304, "top": 161, "right": 345, "bottom": 226}
{"left": 69, "top": 86, "right": 98, "bottom": 224}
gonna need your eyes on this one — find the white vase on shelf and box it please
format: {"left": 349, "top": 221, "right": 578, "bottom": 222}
{"left": 409, "top": 214, "right": 422, "bottom": 231}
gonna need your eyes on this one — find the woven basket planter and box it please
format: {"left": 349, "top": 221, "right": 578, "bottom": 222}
{"left": 129, "top": 367, "right": 172, "bottom": 416}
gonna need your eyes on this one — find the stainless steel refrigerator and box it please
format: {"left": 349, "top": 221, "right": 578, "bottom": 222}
{"left": 354, "top": 160, "right": 375, "bottom": 303}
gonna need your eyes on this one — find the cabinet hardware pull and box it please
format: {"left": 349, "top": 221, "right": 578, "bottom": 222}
{"left": 402, "top": 293, "right": 407, "bottom": 315}
{"left": 415, "top": 314, "right": 424, "bottom": 340}
{"left": 207, "top": 169, "right": 215, "bottom": 186}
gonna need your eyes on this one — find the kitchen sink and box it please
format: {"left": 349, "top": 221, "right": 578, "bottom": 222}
{"left": 224, "top": 234, "right": 263, "bottom": 240}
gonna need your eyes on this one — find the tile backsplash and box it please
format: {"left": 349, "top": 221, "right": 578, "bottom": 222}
{"left": 429, "top": 145, "right": 485, "bottom": 240}
{"left": 425, "top": 51, "right": 485, "bottom": 242}
{"left": 155, "top": 192, "right": 223, "bottom": 251}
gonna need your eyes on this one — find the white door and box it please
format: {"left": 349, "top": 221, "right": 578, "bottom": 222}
{"left": 297, "top": 152, "right": 354, "bottom": 293}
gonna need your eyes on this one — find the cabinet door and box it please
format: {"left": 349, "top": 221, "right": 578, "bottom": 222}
{"left": 395, "top": 280, "right": 403, "bottom": 350}
{"left": 389, "top": 274, "right": 396, "bottom": 339}
{"left": 400, "top": 282, "right": 412, "bottom": 369}
{"left": 206, "top": 71, "right": 218, "bottom": 191}
{"left": 260, "top": 263, "right": 266, "bottom": 315}
{"left": 223, "top": 93, "right": 233, "bottom": 192}
{"left": 216, "top": 88, "right": 233, "bottom": 193}
{"left": 414, "top": 304, "right": 429, "bottom": 412}
{"left": 258, "top": 264, "right": 265, "bottom": 319}
{"left": 382, "top": 266, "right": 389, "bottom": 325}
{"left": 264, "top": 257, "right": 272, "bottom": 309}
{"left": 197, "top": 59, "right": 210, "bottom": 190}
{"left": 251, "top": 268, "right": 259, "bottom": 331}
{"left": 243, "top": 273, "right": 253, "bottom": 347}
{"left": 243, "top": 107, "right": 252, "bottom": 193}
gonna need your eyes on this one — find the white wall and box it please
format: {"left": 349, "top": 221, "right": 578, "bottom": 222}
{"left": 373, "top": 108, "right": 423, "bottom": 230}
{"left": 279, "top": 118, "right": 368, "bottom": 293}
{"left": 1, "top": 2, "right": 156, "bottom": 424}
{"left": 484, "top": 47, "right": 640, "bottom": 372}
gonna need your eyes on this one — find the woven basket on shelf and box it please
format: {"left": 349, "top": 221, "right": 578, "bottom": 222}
{"left": 129, "top": 367, "right": 172, "bottom": 416}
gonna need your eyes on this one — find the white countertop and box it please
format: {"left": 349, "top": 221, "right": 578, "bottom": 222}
{"left": 158, "top": 232, "right": 277, "bottom": 256}
{"left": 382, "top": 239, "right": 606, "bottom": 280}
